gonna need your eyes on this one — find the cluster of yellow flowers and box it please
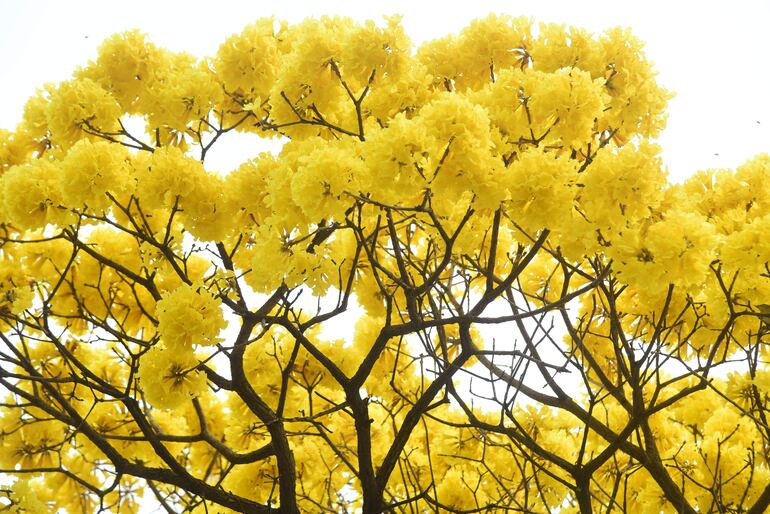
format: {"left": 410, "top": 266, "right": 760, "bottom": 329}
{"left": 134, "top": 284, "right": 227, "bottom": 408}
{"left": 0, "top": 265, "right": 33, "bottom": 315}
{"left": 137, "top": 344, "right": 209, "bottom": 409}
{"left": 155, "top": 283, "right": 227, "bottom": 349}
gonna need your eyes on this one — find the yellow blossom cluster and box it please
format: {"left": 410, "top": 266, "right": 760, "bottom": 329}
{"left": 155, "top": 283, "right": 227, "bottom": 349}
{"left": 137, "top": 345, "right": 209, "bottom": 410}
{"left": 0, "top": 264, "right": 34, "bottom": 315}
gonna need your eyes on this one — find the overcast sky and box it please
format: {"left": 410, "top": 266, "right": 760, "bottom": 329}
{"left": 1, "top": 0, "right": 769, "bottom": 181}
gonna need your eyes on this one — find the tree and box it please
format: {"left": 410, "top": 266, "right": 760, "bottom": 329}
{"left": 0, "top": 13, "right": 769, "bottom": 514}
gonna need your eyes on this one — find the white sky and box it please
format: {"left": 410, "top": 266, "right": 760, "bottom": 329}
{"left": 1, "top": 0, "right": 769, "bottom": 180}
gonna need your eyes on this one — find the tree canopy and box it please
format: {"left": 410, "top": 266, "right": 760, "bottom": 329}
{"left": 1, "top": 14, "right": 769, "bottom": 514}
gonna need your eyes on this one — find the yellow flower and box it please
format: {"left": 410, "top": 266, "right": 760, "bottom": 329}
{"left": 155, "top": 283, "right": 227, "bottom": 349}
{"left": 213, "top": 18, "right": 285, "bottom": 104}
{"left": 7, "top": 479, "right": 50, "bottom": 514}
{"left": 138, "top": 50, "right": 222, "bottom": 132}
{"left": 137, "top": 345, "right": 208, "bottom": 410}
{"left": 1, "top": 160, "right": 71, "bottom": 229}
{"left": 505, "top": 148, "right": 578, "bottom": 235}
{"left": 290, "top": 139, "right": 365, "bottom": 221}
{"left": 60, "top": 139, "right": 130, "bottom": 211}
{"left": 45, "top": 78, "right": 121, "bottom": 149}
{"left": 80, "top": 30, "right": 163, "bottom": 113}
